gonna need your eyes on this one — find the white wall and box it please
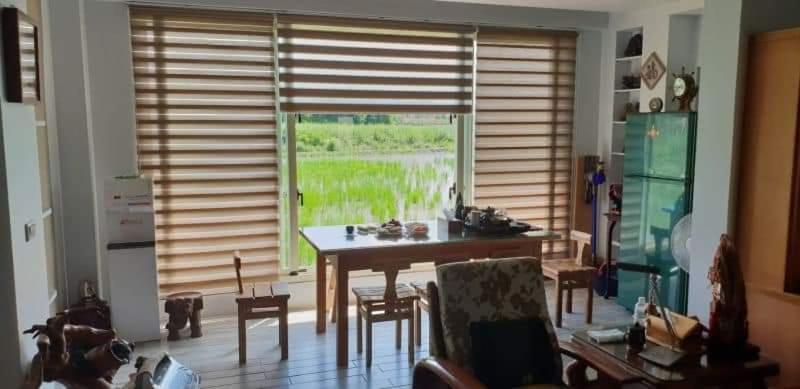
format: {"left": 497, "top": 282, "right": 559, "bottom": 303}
{"left": 111, "top": 0, "right": 608, "bottom": 30}
{"left": 51, "top": 0, "right": 609, "bottom": 310}
{"left": 48, "top": 0, "right": 103, "bottom": 304}
{"left": 0, "top": 0, "right": 53, "bottom": 385}
{"left": 689, "top": 0, "right": 800, "bottom": 322}
{"left": 83, "top": 1, "right": 139, "bottom": 302}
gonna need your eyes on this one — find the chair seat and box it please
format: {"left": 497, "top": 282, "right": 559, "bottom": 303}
{"left": 235, "top": 281, "right": 290, "bottom": 303}
{"left": 542, "top": 259, "right": 595, "bottom": 279}
{"left": 353, "top": 284, "right": 417, "bottom": 304}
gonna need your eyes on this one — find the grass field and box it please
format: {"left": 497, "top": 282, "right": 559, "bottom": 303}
{"left": 296, "top": 122, "right": 455, "bottom": 154}
{"left": 296, "top": 122, "right": 455, "bottom": 267}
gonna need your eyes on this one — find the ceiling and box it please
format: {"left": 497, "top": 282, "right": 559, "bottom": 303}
{"left": 434, "top": 0, "right": 664, "bottom": 12}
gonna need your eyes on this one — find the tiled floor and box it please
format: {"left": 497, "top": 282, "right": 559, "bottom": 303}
{"left": 115, "top": 280, "right": 628, "bottom": 388}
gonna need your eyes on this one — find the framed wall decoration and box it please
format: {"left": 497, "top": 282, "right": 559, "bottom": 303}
{"left": 2, "top": 7, "right": 40, "bottom": 104}
{"left": 641, "top": 51, "right": 666, "bottom": 90}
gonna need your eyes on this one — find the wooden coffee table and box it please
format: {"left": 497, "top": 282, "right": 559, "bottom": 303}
{"left": 565, "top": 328, "right": 780, "bottom": 388}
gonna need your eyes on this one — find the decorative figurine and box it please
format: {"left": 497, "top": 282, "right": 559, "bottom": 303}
{"left": 22, "top": 313, "right": 133, "bottom": 389}
{"left": 609, "top": 184, "right": 622, "bottom": 213}
{"left": 67, "top": 281, "right": 112, "bottom": 330}
{"left": 707, "top": 234, "right": 749, "bottom": 359}
{"left": 624, "top": 33, "right": 643, "bottom": 57}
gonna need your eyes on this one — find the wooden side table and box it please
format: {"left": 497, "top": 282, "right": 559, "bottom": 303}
{"left": 565, "top": 329, "right": 780, "bottom": 388}
{"left": 164, "top": 291, "right": 204, "bottom": 341}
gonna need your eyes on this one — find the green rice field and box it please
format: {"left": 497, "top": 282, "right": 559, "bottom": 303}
{"left": 295, "top": 121, "right": 455, "bottom": 267}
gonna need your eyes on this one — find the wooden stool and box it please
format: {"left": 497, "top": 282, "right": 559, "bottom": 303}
{"left": 410, "top": 281, "right": 431, "bottom": 347}
{"left": 234, "top": 254, "right": 290, "bottom": 364}
{"left": 542, "top": 231, "right": 596, "bottom": 328}
{"left": 353, "top": 284, "right": 418, "bottom": 367}
{"left": 164, "top": 291, "right": 204, "bottom": 341}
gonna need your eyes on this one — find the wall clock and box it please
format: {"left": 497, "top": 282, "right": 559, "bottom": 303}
{"left": 672, "top": 67, "right": 698, "bottom": 112}
{"left": 649, "top": 97, "right": 664, "bottom": 112}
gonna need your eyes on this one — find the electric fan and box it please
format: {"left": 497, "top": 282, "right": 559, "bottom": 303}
{"left": 670, "top": 214, "right": 692, "bottom": 272}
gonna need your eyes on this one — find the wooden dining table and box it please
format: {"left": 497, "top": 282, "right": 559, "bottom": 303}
{"left": 300, "top": 220, "right": 559, "bottom": 367}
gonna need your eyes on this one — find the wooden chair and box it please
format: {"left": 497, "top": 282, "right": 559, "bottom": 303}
{"left": 541, "top": 231, "right": 596, "bottom": 328}
{"left": 410, "top": 281, "right": 431, "bottom": 347}
{"left": 353, "top": 283, "right": 418, "bottom": 367}
{"left": 234, "top": 253, "right": 290, "bottom": 364}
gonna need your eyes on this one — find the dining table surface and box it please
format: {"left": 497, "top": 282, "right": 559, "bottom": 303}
{"left": 300, "top": 219, "right": 560, "bottom": 366}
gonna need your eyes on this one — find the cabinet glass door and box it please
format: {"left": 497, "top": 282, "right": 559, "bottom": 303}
{"left": 618, "top": 175, "right": 690, "bottom": 313}
{"left": 624, "top": 113, "right": 696, "bottom": 180}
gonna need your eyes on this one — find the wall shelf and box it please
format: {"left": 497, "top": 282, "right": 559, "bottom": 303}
{"left": 615, "top": 55, "right": 642, "bottom": 62}
{"left": 614, "top": 88, "right": 641, "bottom": 93}
{"left": 613, "top": 121, "right": 627, "bottom": 125}
{"left": 611, "top": 152, "right": 625, "bottom": 156}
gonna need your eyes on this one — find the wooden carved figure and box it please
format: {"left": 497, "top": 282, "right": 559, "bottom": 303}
{"left": 22, "top": 312, "right": 133, "bottom": 389}
{"left": 707, "top": 234, "right": 749, "bottom": 358}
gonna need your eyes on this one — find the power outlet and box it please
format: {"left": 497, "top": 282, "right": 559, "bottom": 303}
{"left": 24, "top": 221, "right": 36, "bottom": 242}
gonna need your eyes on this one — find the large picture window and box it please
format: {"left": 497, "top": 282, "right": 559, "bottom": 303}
{"left": 130, "top": 7, "right": 577, "bottom": 292}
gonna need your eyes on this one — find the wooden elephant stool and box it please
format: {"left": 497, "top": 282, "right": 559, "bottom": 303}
{"left": 164, "top": 291, "right": 204, "bottom": 341}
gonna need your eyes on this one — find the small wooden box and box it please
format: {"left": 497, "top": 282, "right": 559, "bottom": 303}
{"left": 438, "top": 216, "right": 463, "bottom": 234}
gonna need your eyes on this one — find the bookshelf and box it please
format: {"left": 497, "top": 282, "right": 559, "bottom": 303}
{"left": 607, "top": 26, "right": 643, "bottom": 258}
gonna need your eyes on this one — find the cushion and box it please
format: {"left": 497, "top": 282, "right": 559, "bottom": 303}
{"left": 435, "top": 257, "right": 561, "bottom": 377}
{"left": 470, "top": 318, "right": 560, "bottom": 388}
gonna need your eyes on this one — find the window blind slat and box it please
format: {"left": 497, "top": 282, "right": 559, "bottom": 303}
{"left": 277, "top": 15, "right": 473, "bottom": 113}
{"left": 131, "top": 7, "right": 279, "bottom": 296}
{"left": 474, "top": 28, "right": 576, "bottom": 259}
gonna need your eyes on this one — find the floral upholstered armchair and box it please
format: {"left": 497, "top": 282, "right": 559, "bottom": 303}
{"left": 412, "top": 257, "right": 635, "bottom": 389}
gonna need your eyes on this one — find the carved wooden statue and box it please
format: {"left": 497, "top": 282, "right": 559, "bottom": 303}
{"left": 707, "top": 234, "right": 749, "bottom": 358}
{"left": 164, "top": 291, "right": 204, "bottom": 341}
{"left": 21, "top": 312, "right": 134, "bottom": 389}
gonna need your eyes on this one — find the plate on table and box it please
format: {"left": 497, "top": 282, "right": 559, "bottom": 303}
{"left": 377, "top": 226, "right": 403, "bottom": 238}
{"left": 405, "top": 222, "right": 429, "bottom": 237}
{"left": 357, "top": 224, "right": 378, "bottom": 234}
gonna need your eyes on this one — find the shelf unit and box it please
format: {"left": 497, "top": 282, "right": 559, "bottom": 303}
{"left": 607, "top": 26, "right": 643, "bottom": 258}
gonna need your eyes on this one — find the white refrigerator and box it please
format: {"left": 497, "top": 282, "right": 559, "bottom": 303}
{"left": 105, "top": 176, "right": 161, "bottom": 342}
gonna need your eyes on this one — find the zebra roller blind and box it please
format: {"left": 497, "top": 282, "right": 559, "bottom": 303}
{"left": 130, "top": 7, "right": 279, "bottom": 295}
{"left": 276, "top": 15, "right": 474, "bottom": 113}
{"left": 473, "top": 27, "right": 577, "bottom": 258}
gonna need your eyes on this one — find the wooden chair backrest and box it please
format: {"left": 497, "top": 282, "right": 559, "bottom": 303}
{"left": 570, "top": 230, "right": 592, "bottom": 266}
{"left": 233, "top": 252, "right": 243, "bottom": 295}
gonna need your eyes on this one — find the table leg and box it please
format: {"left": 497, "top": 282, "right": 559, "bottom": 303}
{"left": 238, "top": 307, "right": 247, "bottom": 364}
{"left": 586, "top": 282, "right": 594, "bottom": 324}
{"left": 566, "top": 284, "right": 573, "bottom": 313}
{"left": 279, "top": 301, "right": 288, "bottom": 360}
{"left": 336, "top": 263, "right": 349, "bottom": 367}
{"left": 316, "top": 253, "right": 326, "bottom": 333}
{"left": 556, "top": 280, "right": 563, "bottom": 328}
{"left": 532, "top": 241, "right": 543, "bottom": 259}
{"left": 407, "top": 312, "right": 414, "bottom": 365}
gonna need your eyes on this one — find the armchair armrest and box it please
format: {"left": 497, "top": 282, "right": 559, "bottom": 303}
{"left": 559, "top": 340, "right": 642, "bottom": 388}
{"left": 413, "top": 358, "right": 487, "bottom": 389}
